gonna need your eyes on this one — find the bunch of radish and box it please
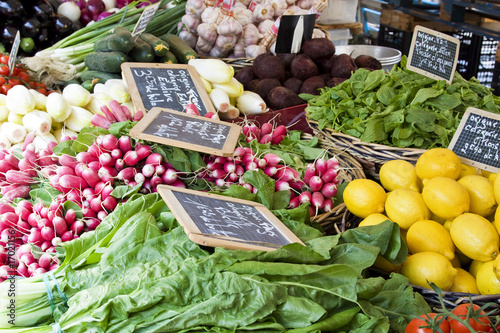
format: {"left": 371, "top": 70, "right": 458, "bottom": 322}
{"left": 241, "top": 123, "right": 288, "bottom": 145}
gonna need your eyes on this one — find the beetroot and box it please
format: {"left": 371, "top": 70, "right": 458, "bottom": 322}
{"left": 330, "top": 54, "right": 357, "bottom": 78}
{"left": 301, "top": 38, "right": 335, "bottom": 62}
{"left": 283, "top": 78, "right": 303, "bottom": 94}
{"left": 254, "top": 78, "right": 282, "bottom": 100}
{"left": 290, "top": 54, "right": 318, "bottom": 81}
{"left": 267, "top": 86, "right": 304, "bottom": 110}
{"left": 253, "top": 55, "right": 286, "bottom": 81}
{"left": 299, "top": 76, "right": 325, "bottom": 95}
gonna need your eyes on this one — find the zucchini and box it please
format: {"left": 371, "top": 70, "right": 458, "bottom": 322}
{"left": 140, "top": 32, "right": 169, "bottom": 56}
{"left": 129, "top": 36, "right": 155, "bottom": 62}
{"left": 94, "top": 26, "right": 134, "bottom": 53}
{"left": 159, "top": 34, "right": 197, "bottom": 64}
{"left": 80, "top": 70, "right": 121, "bottom": 83}
{"left": 84, "top": 51, "right": 129, "bottom": 73}
{"left": 156, "top": 50, "right": 178, "bottom": 64}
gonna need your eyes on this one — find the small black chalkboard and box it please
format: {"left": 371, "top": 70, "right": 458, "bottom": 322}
{"left": 132, "top": 2, "right": 161, "bottom": 36}
{"left": 121, "top": 62, "right": 216, "bottom": 116}
{"left": 407, "top": 25, "right": 460, "bottom": 84}
{"left": 275, "top": 14, "right": 316, "bottom": 54}
{"left": 448, "top": 107, "right": 500, "bottom": 173}
{"left": 130, "top": 107, "right": 241, "bottom": 156}
{"left": 157, "top": 185, "right": 305, "bottom": 251}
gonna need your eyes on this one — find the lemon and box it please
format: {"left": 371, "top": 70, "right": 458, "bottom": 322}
{"left": 469, "top": 260, "right": 486, "bottom": 278}
{"left": 400, "top": 252, "right": 457, "bottom": 291}
{"left": 458, "top": 164, "right": 479, "bottom": 179}
{"left": 458, "top": 175, "right": 497, "bottom": 217}
{"left": 443, "top": 220, "right": 453, "bottom": 231}
{"left": 343, "top": 179, "right": 386, "bottom": 219}
{"left": 384, "top": 188, "right": 429, "bottom": 230}
{"left": 415, "top": 148, "right": 462, "bottom": 183}
{"left": 494, "top": 206, "right": 500, "bottom": 234}
{"left": 482, "top": 169, "right": 497, "bottom": 182}
{"left": 450, "top": 268, "right": 480, "bottom": 294}
{"left": 379, "top": 160, "right": 421, "bottom": 192}
{"left": 373, "top": 254, "right": 401, "bottom": 273}
{"left": 422, "top": 177, "right": 470, "bottom": 220}
{"left": 494, "top": 170, "right": 500, "bottom": 204}
{"left": 494, "top": 255, "right": 500, "bottom": 281}
{"left": 476, "top": 260, "right": 500, "bottom": 295}
{"left": 406, "top": 220, "right": 455, "bottom": 261}
{"left": 450, "top": 213, "right": 500, "bottom": 262}
{"left": 359, "top": 213, "right": 391, "bottom": 227}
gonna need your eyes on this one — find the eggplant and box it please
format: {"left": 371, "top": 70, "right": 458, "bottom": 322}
{"left": 1, "top": 24, "right": 19, "bottom": 44}
{"left": 43, "top": 0, "right": 62, "bottom": 11}
{"left": 36, "top": 27, "right": 50, "bottom": 48}
{"left": 30, "top": 1, "right": 54, "bottom": 26}
{"left": 51, "top": 15, "right": 74, "bottom": 36}
{"left": 0, "top": 0, "right": 24, "bottom": 17}
{"left": 21, "top": 18, "right": 42, "bottom": 38}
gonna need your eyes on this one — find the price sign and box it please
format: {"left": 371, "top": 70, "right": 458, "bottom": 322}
{"left": 448, "top": 107, "right": 500, "bottom": 173}
{"left": 132, "top": 2, "right": 161, "bottom": 36}
{"left": 8, "top": 31, "right": 21, "bottom": 76}
{"left": 407, "top": 25, "right": 460, "bottom": 84}
{"left": 157, "top": 185, "right": 305, "bottom": 251}
{"left": 129, "top": 107, "right": 240, "bottom": 156}
{"left": 121, "top": 62, "right": 216, "bottom": 116}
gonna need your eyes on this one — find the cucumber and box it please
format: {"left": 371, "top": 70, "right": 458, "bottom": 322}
{"left": 84, "top": 51, "right": 129, "bottom": 73}
{"left": 159, "top": 34, "right": 197, "bottom": 64}
{"left": 94, "top": 26, "right": 134, "bottom": 53}
{"left": 140, "top": 33, "right": 169, "bottom": 56}
{"left": 129, "top": 36, "right": 155, "bottom": 62}
{"left": 156, "top": 50, "right": 178, "bottom": 64}
{"left": 80, "top": 70, "right": 121, "bottom": 83}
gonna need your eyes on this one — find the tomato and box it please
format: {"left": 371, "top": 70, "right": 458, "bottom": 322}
{"left": 448, "top": 303, "right": 491, "bottom": 333}
{"left": 0, "top": 77, "right": 5, "bottom": 86}
{"left": 0, "top": 65, "right": 9, "bottom": 76}
{"left": 0, "top": 55, "right": 9, "bottom": 65}
{"left": 8, "top": 78, "right": 21, "bottom": 86}
{"left": 15, "top": 71, "right": 30, "bottom": 82}
{"left": 1, "top": 84, "right": 12, "bottom": 94}
{"left": 405, "top": 313, "right": 450, "bottom": 333}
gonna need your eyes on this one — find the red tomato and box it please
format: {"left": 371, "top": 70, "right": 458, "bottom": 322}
{"left": 405, "top": 313, "right": 450, "bottom": 333}
{"left": 0, "top": 77, "right": 5, "bottom": 86}
{"left": 0, "top": 55, "right": 9, "bottom": 65}
{"left": 15, "top": 71, "right": 30, "bottom": 82}
{"left": 7, "top": 78, "right": 20, "bottom": 86}
{"left": 0, "top": 65, "right": 9, "bottom": 76}
{"left": 448, "top": 303, "right": 491, "bottom": 333}
{"left": 1, "top": 84, "right": 12, "bottom": 94}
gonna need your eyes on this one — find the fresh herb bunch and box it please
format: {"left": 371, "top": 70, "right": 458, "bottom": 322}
{"left": 302, "top": 56, "right": 500, "bottom": 150}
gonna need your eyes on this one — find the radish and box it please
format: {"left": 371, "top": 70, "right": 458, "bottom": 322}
{"left": 5, "top": 170, "right": 36, "bottom": 185}
{"left": 17, "top": 262, "right": 29, "bottom": 277}
{"left": 117, "top": 167, "right": 137, "bottom": 181}
{"left": 118, "top": 135, "right": 133, "bottom": 153}
{"left": 257, "top": 158, "right": 267, "bottom": 169}
{"left": 52, "top": 216, "right": 67, "bottom": 237}
{"left": 322, "top": 198, "right": 334, "bottom": 212}
{"left": 327, "top": 157, "right": 340, "bottom": 170}
{"left": 214, "top": 157, "right": 227, "bottom": 164}
{"left": 136, "top": 145, "right": 152, "bottom": 161}
{"left": 27, "top": 228, "right": 42, "bottom": 245}
{"left": 38, "top": 253, "right": 53, "bottom": 269}
{"left": 100, "top": 184, "right": 114, "bottom": 200}
{"left": 308, "top": 176, "right": 323, "bottom": 193}
{"left": 40, "top": 241, "right": 51, "bottom": 252}
{"left": 150, "top": 175, "right": 163, "bottom": 187}
{"left": 111, "top": 148, "right": 122, "bottom": 159}
{"left": 123, "top": 151, "right": 140, "bottom": 166}
{"left": 171, "top": 179, "right": 186, "bottom": 188}
{"left": 3, "top": 185, "right": 30, "bottom": 201}
{"left": 76, "top": 151, "right": 99, "bottom": 164}
{"left": 97, "top": 211, "right": 108, "bottom": 220}
{"left": 41, "top": 226, "right": 55, "bottom": 241}
{"left": 246, "top": 161, "right": 258, "bottom": 171}
{"left": 56, "top": 165, "right": 76, "bottom": 177}
{"left": 207, "top": 162, "right": 223, "bottom": 171}
{"left": 211, "top": 169, "right": 227, "bottom": 180}
{"left": 70, "top": 220, "right": 85, "bottom": 234}
{"left": 33, "top": 267, "right": 47, "bottom": 276}
{"left": 260, "top": 122, "right": 273, "bottom": 136}
{"left": 127, "top": 181, "right": 137, "bottom": 188}
{"left": 311, "top": 192, "right": 325, "bottom": 211}
{"left": 37, "top": 218, "right": 52, "bottom": 229}
{"left": 145, "top": 153, "right": 163, "bottom": 166}
{"left": 321, "top": 183, "right": 338, "bottom": 198}
{"left": 259, "top": 134, "right": 272, "bottom": 144}
{"left": 233, "top": 147, "right": 246, "bottom": 157}
{"left": 275, "top": 180, "right": 290, "bottom": 192}
{"left": 87, "top": 143, "right": 101, "bottom": 158}
{"left": 66, "top": 189, "right": 82, "bottom": 203}
{"left": 102, "top": 196, "right": 117, "bottom": 211}
{"left": 88, "top": 161, "right": 101, "bottom": 171}
{"left": 90, "top": 196, "right": 102, "bottom": 212}
{"left": 102, "top": 134, "right": 119, "bottom": 151}
{"left": 65, "top": 209, "right": 76, "bottom": 224}
{"left": 22, "top": 147, "right": 37, "bottom": 165}
{"left": 20, "top": 253, "right": 36, "bottom": 266}
{"left": 228, "top": 172, "right": 239, "bottom": 182}
{"left": 18, "top": 159, "right": 37, "bottom": 177}
{"left": 27, "top": 213, "right": 39, "bottom": 228}
{"left": 99, "top": 152, "right": 115, "bottom": 167}
{"left": 155, "top": 164, "right": 165, "bottom": 175}
{"left": 142, "top": 164, "right": 155, "bottom": 178}
{"left": 288, "top": 196, "right": 301, "bottom": 209}
{"left": 3, "top": 154, "right": 19, "bottom": 169}
{"left": 51, "top": 237, "right": 62, "bottom": 247}
{"left": 274, "top": 166, "right": 298, "bottom": 182}
{"left": 235, "top": 165, "right": 245, "bottom": 176}
{"left": 115, "top": 159, "right": 125, "bottom": 171}
{"left": 82, "top": 188, "right": 96, "bottom": 201}
{"left": 303, "top": 163, "right": 316, "bottom": 185}
{"left": 81, "top": 167, "right": 100, "bottom": 188}
{"left": 315, "top": 158, "right": 328, "bottom": 176}
{"left": 161, "top": 169, "right": 178, "bottom": 185}
{"left": 289, "top": 180, "right": 305, "bottom": 190}
{"left": 271, "top": 125, "right": 287, "bottom": 144}
{"left": 132, "top": 110, "right": 144, "bottom": 121}
{"left": 82, "top": 206, "right": 97, "bottom": 218}
{"left": 223, "top": 162, "right": 236, "bottom": 173}
{"left": 61, "top": 230, "right": 74, "bottom": 242}
{"left": 134, "top": 173, "right": 145, "bottom": 184}
{"left": 321, "top": 168, "right": 338, "bottom": 184}
{"left": 86, "top": 218, "right": 100, "bottom": 231}
{"left": 91, "top": 114, "right": 112, "bottom": 129}
{"left": 241, "top": 183, "right": 253, "bottom": 192}
{"left": 0, "top": 203, "right": 15, "bottom": 214}
{"left": 299, "top": 191, "right": 312, "bottom": 204}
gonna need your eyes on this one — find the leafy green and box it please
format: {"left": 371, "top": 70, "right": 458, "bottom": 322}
{"left": 304, "top": 56, "right": 500, "bottom": 149}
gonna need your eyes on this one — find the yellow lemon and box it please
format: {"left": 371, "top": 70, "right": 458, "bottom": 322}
{"left": 494, "top": 206, "right": 500, "bottom": 234}
{"left": 443, "top": 220, "right": 453, "bottom": 231}
{"left": 384, "top": 188, "right": 430, "bottom": 230}
{"left": 343, "top": 179, "right": 386, "bottom": 219}
{"left": 469, "top": 260, "right": 486, "bottom": 278}
{"left": 415, "top": 148, "right": 462, "bottom": 183}
{"left": 373, "top": 255, "right": 401, "bottom": 273}
{"left": 458, "top": 175, "right": 497, "bottom": 217}
{"left": 450, "top": 268, "right": 480, "bottom": 294}
{"left": 406, "top": 220, "right": 455, "bottom": 261}
{"left": 400, "top": 252, "right": 457, "bottom": 291}
{"left": 458, "top": 164, "right": 479, "bottom": 179}
{"left": 494, "top": 170, "right": 500, "bottom": 204}
{"left": 450, "top": 213, "right": 500, "bottom": 262}
{"left": 422, "top": 177, "right": 470, "bottom": 220}
{"left": 494, "top": 255, "right": 500, "bottom": 281}
{"left": 359, "top": 213, "right": 391, "bottom": 227}
{"left": 476, "top": 260, "right": 500, "bottom": 295}
{"left": 379, "top": 160, "right": 421, "bottom": 192}
{"left": 482, "top": 169, "right": 496, "bottom": 181}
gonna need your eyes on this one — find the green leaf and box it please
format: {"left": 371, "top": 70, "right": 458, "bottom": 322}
{"left": 256, "top": 181, "right": 276, "bottom": 209}
{"left": 272, "top": 190, "right": 291, "bottom": 210}
{"left": 405, "top": 107, "right": 436, "bottom": 132}
{"left": 52, "top": 140, "right": 76, "bottom": 156}
{"left": 360, "top": 118, "right": 387, "bottom": 143}
{"left": 62, "top": 201, "right": 83, "bottom": 218}
{"left": 243, "top": 169, "right": 274, "bottom": 190}
{"left": 110, "top": 183, "right": 142, "bottom": 200}
{"left": 109, "top": 121, "right": 135, "bottom": 136}
{"left": 410, "top": 88, "right": 442, "bottom": 105}
{"left": 29, "top": 186, "right": 61, "bottom": 206}
{"left": 71, "top": 126, "right": 109, "bottom": 153}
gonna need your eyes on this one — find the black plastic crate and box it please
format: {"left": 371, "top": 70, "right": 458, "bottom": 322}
{"left": 377, "top": 24, "right": 500, "bottom": 93}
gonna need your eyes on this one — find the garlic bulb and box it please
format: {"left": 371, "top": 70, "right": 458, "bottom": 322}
{"left": 253, "top": 4, "right": 274, "bottom": 23}
{"left": 181, "top": 14, "right": 201, "bottom": 33}
{"left": 270, "top": 0, "right": 287, "bottom": 16}
{"left": 243, "top": 23, "right": 260, "bottom": 46}
{"left": 258, "top": 19, "right": 274, "bottom": 34}
{"left": 201, "top": 6, "right": 218, "bottom": 24}
{"left": 197, "top": 23, "right": 218, "bottom": 44}
{"left": 185, "top": 0, "right": 206, "bottom": 16}
{"left": 245, "top": 44, "right": 267, "bottom": 58}
{"left": 234, "top": 8, "right": 253, "bottom": 27}
{"left": 179, "top": 30, "right": 198, "bottom": 48}
{"left": 215, "top": 34, "right": 239, "bottom": 52}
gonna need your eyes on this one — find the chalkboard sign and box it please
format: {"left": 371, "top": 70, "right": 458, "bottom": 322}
{"left": 448, "top": 107, "right": 500, "bottom": 173}
{"left": 129, "top": 107, "right": 241, "bottom": 156}
{"left": 407, "top": 25, "right": 460, "bottom": 85}
{"left": 121, "top": 62, "right": 216, "bottom": 116}
{"left": 157, "top": 185, "right": 305, "bottom": 251}
{"left": 132, "top": 2, "right": 161, "bottom": 36}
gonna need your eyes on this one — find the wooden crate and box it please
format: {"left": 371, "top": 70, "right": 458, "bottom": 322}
{"left": 316, "top": 22, "right": 364, "bottom": 35}
{"left": 380, "top": 6, "right": 457, "bottom": 31}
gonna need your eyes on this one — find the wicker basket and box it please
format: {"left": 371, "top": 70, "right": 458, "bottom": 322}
{"left": 302, "top": 133, "right": 366, "bottom": 234}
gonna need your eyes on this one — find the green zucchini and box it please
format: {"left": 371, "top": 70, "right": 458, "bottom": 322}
{"left": 156, "top": 50, "right": 178, "bottom": 64}
{"left": 140, "top": 32, "right": 169, "bottom": 56}
{"left": 84, "top": 51, "right": 129, "bottom": 73}
{"left": 94, "top": 26, "right": 134, "bottom": 53}
{"left": 159, "top": 34, "right": 197, "bottom": 64}
{"left": 80, "top": 70, "right": 121, "bottom": 83}
{"left": 129, "top": 36, "right": 155, "bottom": 62}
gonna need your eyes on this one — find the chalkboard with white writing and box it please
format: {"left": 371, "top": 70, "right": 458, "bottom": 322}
{"left": 406, "top": 25, "right": 460, "bottom": 84}
{"left": 448, "top": 107, "right": 500, "bottom": 173}
{"left": 121, "top": 62, "right": 216, "bottom": 116}
{"left": 157, "top": 185, "right": 305, "bottom": 251}
{"left": 130, "top": 107, "right": 241, "bottom": 156}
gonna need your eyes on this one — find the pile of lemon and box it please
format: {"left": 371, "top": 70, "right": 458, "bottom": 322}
{"left": 343, "top": 148, "right": 500, "bottom": 295}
